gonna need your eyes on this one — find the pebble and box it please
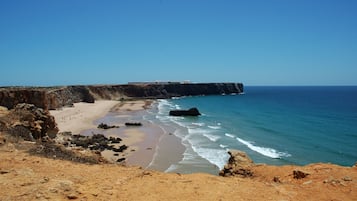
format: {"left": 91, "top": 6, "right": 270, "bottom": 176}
{"left": 342, "top": 176, "right": 352, "bottom": 182}
{"left": 67, "top": 194, "right": 78, "bottom": 199}
{"left": 303, "top": 180, "right": 313, "bottom": 185}
{"left": 49, "top": 188, "right": 58, "bottom": 193}
{"left": 273, "top": 176, "right": 281, "bottom": 183}
{"left": 58, "top": 180, "right": 74, "bottom": 192}
{"left": 40, "top": 177, "right": 50, "bottom": 183}
{"left": 0, "top": 170, "right": 10, "bottom": 174}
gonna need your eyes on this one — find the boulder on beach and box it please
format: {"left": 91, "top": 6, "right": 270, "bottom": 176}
{"left": 169, "top": 107, "right": 201, "bottom": 116}
{"left": 97, "top": 123, "right": 119, "bottom": 129}
{"left": 125, "top": 122, "right": 142, "bottom": 126}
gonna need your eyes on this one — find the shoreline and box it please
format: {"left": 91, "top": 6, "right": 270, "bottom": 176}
{"left": 50, "top": 99, "right": 186, "bottom": 171}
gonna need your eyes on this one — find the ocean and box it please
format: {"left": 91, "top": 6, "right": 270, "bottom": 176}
{"left": 145, "top": 86, "right": 357, "bottom": 174}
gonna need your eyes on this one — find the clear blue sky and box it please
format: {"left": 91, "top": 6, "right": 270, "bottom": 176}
{"left": 1, "top": 0, "right": 356, "bottom": 86}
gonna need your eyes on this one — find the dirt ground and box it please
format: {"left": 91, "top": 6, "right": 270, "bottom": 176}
{"left": 0, "top": 137, "right": 356, "bottom": 201}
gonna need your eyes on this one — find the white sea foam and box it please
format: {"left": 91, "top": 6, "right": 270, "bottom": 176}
{"left": 181, "top": 148, "right": 197, "bottom": 161}
{"left": 171, "top": 96, "right": 183, "bottom": 99}
{"left": 203, "top": 133, "right": 221, "bottom": 142}
{"left": 191, "top": 147, "right": 229, "bottom": 169}
{"left": 165, "top": 164, "right": 179, "bottom": 173}
{"left": 188, "top": 127, "right": 209, "bottom": 135}
{"left": 219, "top": 144, "right": 228, "bottom": 148}
{"left": 208, "top": 125, "right": 221, "bottom": 130}
{"left": 157, "top": 100, "right": 174, "bottom": 115}
{"left": 192, "top": 122, "right": 205, "bottom": 127}
{"left": 156, "top": 98, "right": 230, "bottom": 171}
{"left": 236, "top": 137, "right": 291, "bottom": 158}
{"left": 225, "top": 133, "right": 235, "bottom": 138}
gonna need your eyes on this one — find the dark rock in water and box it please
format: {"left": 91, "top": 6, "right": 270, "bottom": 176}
{"left": 97, "top": 123, "right": 119, "bottom": 129}
{"left": 169, "top": 107, "right": 201, "bottom": 116}
{"left": 125, "top": 122, "right": 142, "bottom": 126}
{"left": 219, "top": 150, "right": 254, "bottom": 177}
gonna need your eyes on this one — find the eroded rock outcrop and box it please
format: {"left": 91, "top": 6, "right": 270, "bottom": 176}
{"left": 219, "top": 150, "right": 255, "bottom": 177}
{"left": 54, "top": 132, "right": 127, "bottom": 163}
{"left": 0, "top": 103, "right": 58, "bottom": 140}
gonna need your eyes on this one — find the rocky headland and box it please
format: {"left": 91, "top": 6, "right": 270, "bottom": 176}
{"left": 0, "top": 83, "right": 244, "bottom": 110}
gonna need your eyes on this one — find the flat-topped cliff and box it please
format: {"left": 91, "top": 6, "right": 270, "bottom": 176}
{"left": 0, "top": 83, "right": 243, "bottom": 110}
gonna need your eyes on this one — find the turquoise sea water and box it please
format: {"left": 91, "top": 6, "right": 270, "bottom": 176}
{"left": 146, "top": 86, "right": 357, "bottom": 174}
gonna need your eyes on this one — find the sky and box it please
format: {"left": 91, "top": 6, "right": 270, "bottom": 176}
{"left": 0, "top": 0, "right": 356, "bottom": 86}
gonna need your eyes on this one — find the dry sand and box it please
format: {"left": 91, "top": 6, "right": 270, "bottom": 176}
{"left": 50, "top": 100, "right": 120, "bottom": 134}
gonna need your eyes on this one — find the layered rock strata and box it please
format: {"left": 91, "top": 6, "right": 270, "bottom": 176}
{"left": 0, "top": 83, "right": 243, "bottom": 110}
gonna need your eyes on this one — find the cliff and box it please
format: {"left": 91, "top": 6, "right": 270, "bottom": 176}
{"left": 0, "top": 83, "right": 243, "bottom": 110}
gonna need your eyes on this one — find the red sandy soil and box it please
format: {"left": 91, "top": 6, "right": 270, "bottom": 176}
{"left": 0, "top": 137, "right": 356, "bottom": 201}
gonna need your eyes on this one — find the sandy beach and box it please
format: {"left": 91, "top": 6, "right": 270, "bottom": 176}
{"left": 50, "top": 100, "right": 120, "bottom": 134}
{"left": 50, "top": 99, "right": 177, "bottom": 169}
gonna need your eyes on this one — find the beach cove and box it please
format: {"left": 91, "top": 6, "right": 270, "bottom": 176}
{"left": 50, "top": 86, "right": 357, "bottom": 174}
{"left": 50, "top": 99, "right": 187, "bottom": 172}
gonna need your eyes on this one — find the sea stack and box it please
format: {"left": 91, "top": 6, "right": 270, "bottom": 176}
{"left": 169, "top": 107, "right": 201, "bottom": 116}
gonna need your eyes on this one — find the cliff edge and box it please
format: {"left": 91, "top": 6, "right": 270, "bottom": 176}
{"left": 0, "top": 138, "right": 356, "bottom": 201}
{"left": 0, "top": 83, "right": 243, "bottom": 110}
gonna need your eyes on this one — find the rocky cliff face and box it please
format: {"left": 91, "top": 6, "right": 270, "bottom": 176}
{"left": 46, "top": 86, "right": 95, "bottom": 110}
{"left": 0, "top": 103, "right": 58, "bottom": 140}
{"left": 0, "top": 88, "right": 49, "bottom": 110}
{"left": 0, "top": 83, "right": 243, "bottom": 110}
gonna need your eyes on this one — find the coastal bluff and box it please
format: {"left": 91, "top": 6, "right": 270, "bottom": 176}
{"left": 0, "top": 83, "right": 243, "bottom": 110}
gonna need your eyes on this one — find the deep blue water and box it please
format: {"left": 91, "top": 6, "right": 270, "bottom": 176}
{"left": 148, "top": 86, "right": 357, "bottom": 173}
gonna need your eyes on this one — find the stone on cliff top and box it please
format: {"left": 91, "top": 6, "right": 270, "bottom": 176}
{"left": 219, "top": 150, "right": 255, "bottom": 177}
{"left": 293, "top": 170, "right": 310, "bottom": 179}
{"left": 169, "top": 108, "right": 201, "bottom": 116}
